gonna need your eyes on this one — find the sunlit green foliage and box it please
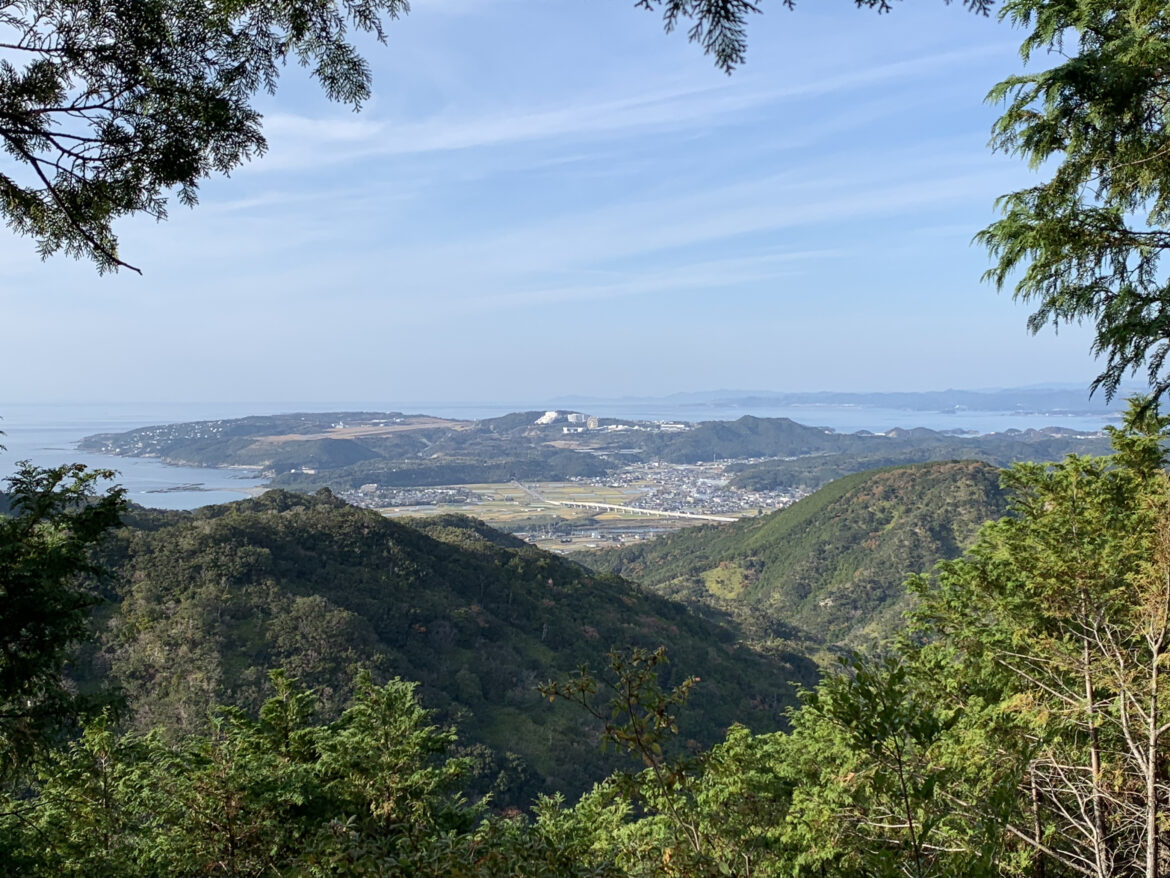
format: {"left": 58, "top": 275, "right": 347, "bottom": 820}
{"left": 2, "top": 671, "right": 618, "bottom": 876}
{"left": 903, "top": 400, "right": 1170, "bottom": 876}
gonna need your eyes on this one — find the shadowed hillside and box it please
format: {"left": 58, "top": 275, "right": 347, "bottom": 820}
{"left": 82, "top": 490, "right": 818, "bottom": 806}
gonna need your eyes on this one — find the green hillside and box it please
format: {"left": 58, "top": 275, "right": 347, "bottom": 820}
{"left": 584, "top": 460, "right": 1009, "bottom": 649}
{"left": 82, "top": 490, "right": 817, "bottom": 806}
{"left": 726, "top": 427, "right": 1110, "bottom": 491}
{"left": 641, "top": 415, "right": 861, "bottom": 462}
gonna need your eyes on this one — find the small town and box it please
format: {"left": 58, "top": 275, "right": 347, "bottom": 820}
{"left": 569, "top": 459, "right": 803, "bottom": 517}
{"left": 337, "top": 455, "right": 807, "bottom": 551}
{"left": 339, "top": 485, "right": 480, "bottom": 508}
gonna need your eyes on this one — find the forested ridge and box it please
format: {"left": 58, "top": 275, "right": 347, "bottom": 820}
{"left": 586, "top": 460, "right": 1011, "bottom": 651}
{"left": 71, "top": 490, "right": 814, "bottom": 807}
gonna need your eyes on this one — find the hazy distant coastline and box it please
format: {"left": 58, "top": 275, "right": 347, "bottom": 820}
{"left": 550, "top": 386, "right": 1134, "bottom": 417}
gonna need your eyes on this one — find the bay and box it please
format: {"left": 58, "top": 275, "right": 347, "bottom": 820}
{"left": 0, "top": 403, "right": 272, "bottom": 510}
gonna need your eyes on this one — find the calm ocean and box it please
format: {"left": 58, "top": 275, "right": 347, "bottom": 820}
{"left": 0, "top": 400, "right": 1123, "bottom": 511}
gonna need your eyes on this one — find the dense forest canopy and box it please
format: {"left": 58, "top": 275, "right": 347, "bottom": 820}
{"left": 71, "top": 490, "right": 813, "bottom": 806}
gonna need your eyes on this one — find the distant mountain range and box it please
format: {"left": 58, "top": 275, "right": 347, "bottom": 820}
{"left": 551, "top": 386, "right": 1138, "bottom": 414}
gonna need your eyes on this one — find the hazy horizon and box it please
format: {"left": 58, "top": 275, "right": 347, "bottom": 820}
{"left": 0, "top": 382, "right": 1140, "bottom": 410}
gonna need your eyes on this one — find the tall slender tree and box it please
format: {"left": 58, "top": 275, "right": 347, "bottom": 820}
{"left": 979, "top": 0, "right": 1170, "bottom": 404}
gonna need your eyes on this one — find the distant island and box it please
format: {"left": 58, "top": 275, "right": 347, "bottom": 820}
{"left": 81, "top": 407, "right": 1113, "bottom": 551}
{"left": 552, "top": 386, "right": 1133, "bottom": 415}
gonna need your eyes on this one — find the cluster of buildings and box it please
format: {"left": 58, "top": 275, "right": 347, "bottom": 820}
{"left": 534, "top": 410, "right": 598, "bottom": 434}
{"left": 339, "top": 485, "right": 479, "bottom": 509}
{"left": 534, "top": 410, "right": 588, "bottom": 426}
{"left": 572, "top": 460, "right": 804, "bottom": 517}
{"left": 533, "top": 411, "right": 692, "bottom": 436}
{"left": 83, "top": 419, "right": 232, "bottom": 457}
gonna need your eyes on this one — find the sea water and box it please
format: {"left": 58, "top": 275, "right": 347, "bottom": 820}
{"left": 0, "top": 403, "right": 271, "bottom": 510}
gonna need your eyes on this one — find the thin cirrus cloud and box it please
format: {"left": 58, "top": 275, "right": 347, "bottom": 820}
{"left": 184, "top": 111, "right": 1017, "bottom": 282}
{"left": 359, "top": 160, "right": 1016, "bottom": 287}
{"left": 253, "top": 43, "right": 1012, "bottom": 172}
{"left": 452, "top": 248, "right": 839, "bottom": 312}
{"left": 367, "top": 247, "right": 839, "bottom": 321}
{"left": 109, "top": 133, "right": 1020, "bottom": 323}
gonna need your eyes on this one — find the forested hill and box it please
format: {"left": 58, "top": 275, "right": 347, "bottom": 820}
{"left": 584, "top": 460, "right": 1009, "bottom": 649}
{"left": 721, "top": 419, "right": 1112, "bottom": 490}
{"left": 83, "top": 490, "right": 817, "bottom": 805}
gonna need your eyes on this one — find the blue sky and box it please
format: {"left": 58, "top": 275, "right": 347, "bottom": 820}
{"left": 1, "top": 0, "right": 1111, "bottom": 405}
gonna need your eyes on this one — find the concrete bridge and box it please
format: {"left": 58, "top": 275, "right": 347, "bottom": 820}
{"left": 553, "top": 500, "right": 737, "bottom": 523}
{"left": 512, "top": 481, "right": 737, "bottom": 523}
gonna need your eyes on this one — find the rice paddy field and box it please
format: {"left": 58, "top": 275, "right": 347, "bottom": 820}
{"left": 376, "top": 479, "right": 725, "bottom": 552}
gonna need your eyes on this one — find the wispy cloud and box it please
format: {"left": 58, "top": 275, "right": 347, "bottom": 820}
{"left": 445, "top": 247, "right": 839, "bottom": 313}
{"left": 254, "top": 43, "right": 1011, "bottom": 171}
{"left": 362, "top": 162, "right": 1012, "bottom": 285}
